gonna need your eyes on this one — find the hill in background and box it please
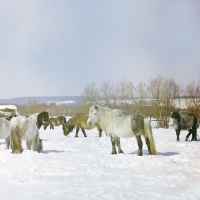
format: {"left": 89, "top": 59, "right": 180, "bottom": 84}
{"left": 0, "top": 96, "right": 82, "bottom": 106}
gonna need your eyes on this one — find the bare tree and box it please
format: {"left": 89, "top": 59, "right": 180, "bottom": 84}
{"left": 82, "top": 82, "right": 100, "bottom": 107}
{"left": 148, "top": 76, "right": 179, "bottom": 127}
{"left": 99, "top": 81, "right": 114, "bottom": 106}
{"left": 116, "top": 77, "right": 133, "bottom": 112}
{"left": 184, "top": 81, "right": 200, "bottom": 118}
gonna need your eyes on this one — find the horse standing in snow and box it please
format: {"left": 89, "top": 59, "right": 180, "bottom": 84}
{"left": 169, "top": 111, "right": 198, "bottom": 142}
{"left": 43, "top": 116, "right": 66, "bottom": 130}
{"left": 87, "top": 105, "right": 157, "bottom": 156}
{"left": 0, "top": 118, "right": 11, "bottom": 149}
{"left": 62, "top": 113, "right": 102, "bottom": 137}
{"left": 10, "top": 115, "right": 43, "bottom": 154}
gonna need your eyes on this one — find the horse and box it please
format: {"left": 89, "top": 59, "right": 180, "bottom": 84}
{"left": 169, "top": 111, "right": 198, "bottom": 142}
{"left": 43, "top": 116, "right": 66, "bottom": 130}
{"left": 10, "top": 115, "right": 43, "bottom": 154}
{"left": 29, "top": 111, "right": 49, "bottom": 129}
{"left": 0, "top": 118, "right": 11, "bottom": 149}
{"left": 87, "top": 105, "right": 157, "bottom": 156}
{"left": 62, "top": 113, "right": 103, "bottom": 137}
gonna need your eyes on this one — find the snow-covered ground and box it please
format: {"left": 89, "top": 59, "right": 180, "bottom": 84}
{"left": 0, "top": 118, "right": 200, "bottom": 200}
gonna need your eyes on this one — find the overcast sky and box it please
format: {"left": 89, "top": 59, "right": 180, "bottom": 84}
{"left": 0, "top": 0, "right": 200, "bottom": 99}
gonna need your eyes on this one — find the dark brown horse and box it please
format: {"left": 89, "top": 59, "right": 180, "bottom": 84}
{"left": 29, "top": 111, "right": 49, "bottom": 129}
{"left": 43, "top": 116, "right": 66, "bottom": 130}
{"left": 62, "top": 113, "right": 102, "bottom": 137}
{"left": 169, "top": 111, "right": 198, "bottom": 141}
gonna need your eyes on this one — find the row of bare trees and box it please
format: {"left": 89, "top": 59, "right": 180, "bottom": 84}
{"left": 82, "top": 76, "right": 200, "bottom": 128}
{"left": 12, "top": 76, "right": 200, "bottom": 128}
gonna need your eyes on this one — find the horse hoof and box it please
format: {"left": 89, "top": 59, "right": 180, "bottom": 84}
{"left": 176, "top": 140, "right": 180, "bottom": 142}
{"left": 119, "top": 150, "right": 124, "bottom": 154}
{"left": 110, "top": 151, "right": 117, "bottom": 155}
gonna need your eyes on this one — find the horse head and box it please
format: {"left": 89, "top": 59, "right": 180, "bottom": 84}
{"left": 87, "top": 105, "right": 99, "bottom": 126}
{"left": 170, "top": 111, "right": 181, "bottom": 121}
{"left": 62, "top": 123, "right": 74, "bottom": 136}
{"left": 37, "top": 111, "right": 49, "bottom": 129}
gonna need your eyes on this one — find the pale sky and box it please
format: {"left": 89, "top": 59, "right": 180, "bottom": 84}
{"left": 0, "top": 0, "right": 200, "bottom": 99}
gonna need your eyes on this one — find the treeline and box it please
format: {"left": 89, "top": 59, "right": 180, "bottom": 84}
{"left": 82, "top": 76, "right": 200, "bottom": 128}
{"left": 16, "top": 76, "right": 200, "bottom": 128}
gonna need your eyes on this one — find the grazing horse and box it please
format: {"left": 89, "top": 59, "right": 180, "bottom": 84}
{"left": 169, "top": 111, "right": 198, "bottom": 141}
{"left": 10, "top": 115, "right": 43, "bottom": 154}
{"left": 87, "top": 105, "right": 157, "bottom": 156}
{"left": 62, "top": 113, "right": 102, "bottom": 137}
{"left": 43, "top": 116, "right": 66, "bottom": 130}
{"left": 29, "top": 111, "right": 49, "bottom": 129}
{"left": 0, "top": 118, "right": 11, "bottom": 149}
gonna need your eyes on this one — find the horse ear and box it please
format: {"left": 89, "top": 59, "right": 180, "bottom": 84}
{"left": 94, "top": 105, "right": 98, "bottom": 110}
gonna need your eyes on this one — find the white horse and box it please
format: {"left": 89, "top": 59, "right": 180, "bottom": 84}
{"left": 10, "top": 115, "right": 43, "bottom": 154}
{"left": 87, "top": 105, "right": 157, "bottom": 156}
{"left": 0, "top": 118, "right": 11, "bottom": 149}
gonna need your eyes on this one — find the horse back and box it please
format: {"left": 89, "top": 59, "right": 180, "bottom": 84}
{"left": 10, "top": 116, "right": 38, "bottom": 140}
{"left": 69, "top": 114, "right": 94, "bottom": 129}
{"left": 57, "top": 116, "right": 66, "bottom": 124}
{"left": 182, "top": 114, "right": 196, "bottom": 130}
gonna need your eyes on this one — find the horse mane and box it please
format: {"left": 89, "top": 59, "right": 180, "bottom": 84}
{"left": 37, "top": 111, "right": 49, "bottom": 129}
{"left": 64, "top": 118, "right": 74, "bottom": 131}
{"left": 64, "top": 123, "right": 74, "bottom": 132}
{"left": 170, "top": 111, "right": 181, "bottom": 122}
{"left": 95, "top": 105, "right": 123, "bottom": 117}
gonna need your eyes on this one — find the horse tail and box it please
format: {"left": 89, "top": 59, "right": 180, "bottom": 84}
{"left": 10, "top": 125, "right": 24, "bottom": 154}
{"left": 144, "top": 118, "right": 157, "bottom": 155}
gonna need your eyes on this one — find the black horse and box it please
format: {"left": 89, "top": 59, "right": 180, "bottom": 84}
{"left": 169, "top": 111, "right": 198, "bottom": 141}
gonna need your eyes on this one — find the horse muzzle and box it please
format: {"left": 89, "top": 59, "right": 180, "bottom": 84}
{"left": 87, "top": 119, "right": 93, "bottom": 126}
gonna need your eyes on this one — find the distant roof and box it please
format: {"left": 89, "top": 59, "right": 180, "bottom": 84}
{"left": 0, "top": 105, "right": 17, "bottom": 110}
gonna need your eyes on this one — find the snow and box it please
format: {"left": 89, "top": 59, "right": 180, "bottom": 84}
{"left": 0, "top": 105, "right": 17, "bottom": 110}
{"left": 0, "top": 105, "right": 19, "bottom": 116}
{"left": 0, "top": 118, "right": 200, "bottom": 200}
{"left": 45, "top": 101, "right": 76, "bottom": 105}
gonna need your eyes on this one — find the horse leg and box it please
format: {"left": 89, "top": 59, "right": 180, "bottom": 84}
{"left": 5, "top": 136, "right": 11, "bottom": 149}
{"left": 115, "top": 136, "right": 124, "bottom": 154}
{"left": 110, "top": 135, "right": 117, "bottom": 154}
{"left": 81, "top": 128, "right": 87, "bottom": 137}
{"left": 191, "top": 127, "right": 198, "bottom": 141}
{"left": 75, "top": 127, "right": 79, "bottom": 137}
{"left": 185, "top": 129, "right": 192, "bottom": 141}
{"left": 176, "top": 126, "right": 181, "bottom": 141}
{"left": 135, "top": 135, "right": 143, "bottom": 156}
{"left": 144, "top": 136, "right": 151, "bottom": 155}
{"left": 26, "top": 140, "right": 32, "bottom": 150}
{"left": 98, "top": 128, "right": 102, "bottom": 137}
